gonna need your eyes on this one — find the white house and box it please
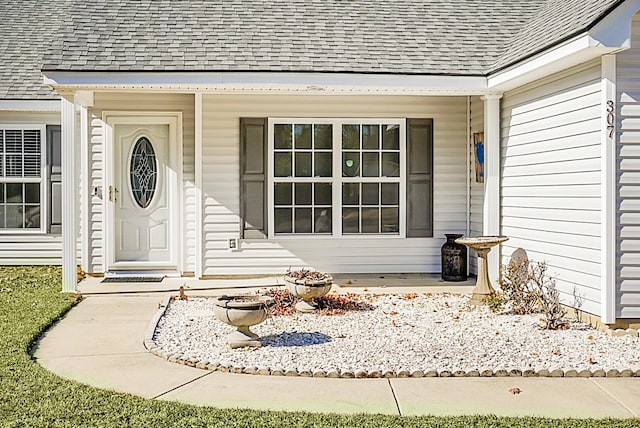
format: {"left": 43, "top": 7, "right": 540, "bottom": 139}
{"left": 2, "top": 0, "right": 640, "bottom": 326}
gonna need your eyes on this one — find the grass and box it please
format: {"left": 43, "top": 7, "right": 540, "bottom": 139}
{"left": 0, "top": 266, "right": 637, "bottom": 427}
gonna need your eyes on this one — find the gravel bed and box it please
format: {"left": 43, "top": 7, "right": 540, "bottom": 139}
{"left": 150, "top": 293, "right": 640, "bottom": 377}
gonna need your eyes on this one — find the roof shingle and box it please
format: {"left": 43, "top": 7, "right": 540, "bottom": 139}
{"left": 0, "top": 0, "right": 628, "bottom": 100}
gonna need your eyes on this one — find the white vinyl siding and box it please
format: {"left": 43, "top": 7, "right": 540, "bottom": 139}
{"left": 469, "top": 96, "right": 484, "bottom": 275}
{"left": 87, "top": 93, "right": 195, "bottom": 274}
{"left": 202, "top": 95, "right": 467, "bottom": 275}
{"left": 0, "top": 111, "right": 62, "bottom": 264}
{"left": 501, "top": 60, "right": 602, "bottom": 316}
{"left": 616, "top": 14, "right": 640, "bottom": 318}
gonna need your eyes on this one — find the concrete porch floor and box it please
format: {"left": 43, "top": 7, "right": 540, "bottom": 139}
{"left": 77, "top": 273, "right": 478, "bottom": 296}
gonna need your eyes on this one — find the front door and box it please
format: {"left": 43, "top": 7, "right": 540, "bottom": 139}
{"left": 111, "top": 123, "right": 177, "bottom": 270}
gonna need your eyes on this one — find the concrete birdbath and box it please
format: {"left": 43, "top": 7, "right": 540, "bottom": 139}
{"left": 212, "top": 295, "right": 274, "bottom": 348}
{"left": 455, "top": 236, "right": 509, "bottom": 305}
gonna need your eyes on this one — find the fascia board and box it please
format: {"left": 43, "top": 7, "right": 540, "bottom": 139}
{"left": 488, "top": 34, "right": 618, "bottom": 92}
{"left": 43, "top": 71, "right": 491, "bottom": 95}
{"left": 0, "top": 100, "right": 61, "bottom": 112}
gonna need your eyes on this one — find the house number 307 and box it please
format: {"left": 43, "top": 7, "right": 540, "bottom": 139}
{"left": 607, "top": 100, "right": 615, "bottom": 139}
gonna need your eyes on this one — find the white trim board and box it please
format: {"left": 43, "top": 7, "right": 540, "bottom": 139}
{"left": 44, "top": 71, "right": 492, "bottom": 96}
{"left": 0, "top": 100, "right": 61, "bottom": 112}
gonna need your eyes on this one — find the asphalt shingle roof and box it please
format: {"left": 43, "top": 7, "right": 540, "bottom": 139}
{"left": 44, "top": 0, "right": 539, "bottom": 75}
{"left": 0, "top": 0, "right": 62, "bottom": 99}
{"left": 0, "top": 0, "right": 628, "bottom": 100}
{"left": 493, "top": 0, "right": 623, "bottom": 71}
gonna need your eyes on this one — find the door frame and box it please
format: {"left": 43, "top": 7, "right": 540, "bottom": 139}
{"left": 102, "top": 112, "right": 183, "bottom": 272}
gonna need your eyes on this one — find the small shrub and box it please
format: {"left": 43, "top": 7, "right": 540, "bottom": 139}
{"left": 497, "top": 259, "right": 568, "bottom": 330}
{"left": 483, "top": 291, "right": 504, "bottom": 313}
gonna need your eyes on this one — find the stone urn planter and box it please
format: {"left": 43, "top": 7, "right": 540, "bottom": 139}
{"left": 284, "top": 269, "right": 333, "bottom": 313}
{"left": 212, "top": 294, "right": 274, "bottom": 348}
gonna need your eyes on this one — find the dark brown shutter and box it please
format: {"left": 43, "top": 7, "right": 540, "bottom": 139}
{"left": 239, "top": 118, "right": 267, "bottom": 239}
{"left": 406, "top": 119, "right": 433, "bottom": 237}
{"left": 47, "top": 125, "right": 62, "bottom": 234}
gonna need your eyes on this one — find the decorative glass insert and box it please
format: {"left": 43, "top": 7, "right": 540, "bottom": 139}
{"left": 130, "top": 137, "right": 157, "bottom": 209}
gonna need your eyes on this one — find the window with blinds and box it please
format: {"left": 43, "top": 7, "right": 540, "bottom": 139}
{"left": 0, "top": 128, "right": 45, "bottom": 231}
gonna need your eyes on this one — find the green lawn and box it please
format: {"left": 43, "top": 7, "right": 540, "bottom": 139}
{"left": 0, "top": 266, "right": 636, "bottom": 427}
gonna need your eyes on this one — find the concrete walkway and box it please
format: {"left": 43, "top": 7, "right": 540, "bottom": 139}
{"left": 32, "top": 278, "right": 640, "bottom": 419}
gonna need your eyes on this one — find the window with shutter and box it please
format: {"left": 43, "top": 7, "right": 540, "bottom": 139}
{"left": 240, "top": 117, "right": 433, "bottom": 240}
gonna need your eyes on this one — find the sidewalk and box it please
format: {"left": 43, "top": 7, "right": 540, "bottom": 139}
{"left": 31, "top": 279, "right": 640, "bottom": 418}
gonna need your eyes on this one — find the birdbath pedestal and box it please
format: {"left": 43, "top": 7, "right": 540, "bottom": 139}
{"left": 455, "top": 236, "right": 509, "bottom": 305}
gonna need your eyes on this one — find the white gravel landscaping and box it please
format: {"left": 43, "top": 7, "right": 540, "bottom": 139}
{"left": 150, "top": 293, "right": 640, "bottom": 377}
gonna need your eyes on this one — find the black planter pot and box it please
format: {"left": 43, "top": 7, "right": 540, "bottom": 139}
{"left": 441, "top": 234, "right": 467, "bottom": 281}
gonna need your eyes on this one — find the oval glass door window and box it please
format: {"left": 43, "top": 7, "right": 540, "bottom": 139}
{"left": 130, "top": 137, "right": 157, "bottom": 208}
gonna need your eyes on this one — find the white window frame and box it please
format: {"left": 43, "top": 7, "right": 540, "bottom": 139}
{"left": 267, "top": 118, "right": 406, "bottom": 239}
{"left": 0, "top": 125, "right": 47, "bottom": 234}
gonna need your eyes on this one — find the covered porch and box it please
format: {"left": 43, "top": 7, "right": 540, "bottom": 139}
{"left": 51, "top": 74, "right": 504, "bottom": 293}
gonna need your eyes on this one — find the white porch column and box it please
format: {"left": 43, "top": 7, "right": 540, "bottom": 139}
{"left": 61, "top": 96, "right": 77, "bottom": 293}
{"left": 195, "top": 93, "right": 204, "bottom": 279}
{"left": 601, "top": 55, "right": 617, "bottom": 324}
{"left": 482, "top": 94, "right": 502, "bottom": 284}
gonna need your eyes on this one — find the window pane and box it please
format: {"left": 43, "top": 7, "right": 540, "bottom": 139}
{"left": 314, "top": 208, "right": 332, "bottom": 233}
{"left": 275, "top": 208, "right": 292, "bottom": 233}
{"left": 381, "top": 183, "right": 399, "bottom": 205}
{"left": 342, "top": 125, "right": 360, "bottom": 149}
{"left": 314, "top": 183, "right": 332, "bottom": 205}
{"left": 25, "top": 183, "right": 39, "bottom": 203}
{"left": 0, "top": 184, "right": 4, "bottom": 203}
{"left": 22, "top": 154, "right": 40, "bottom": 177}
{"left": 362, "top": 152, "right": 379, "bottom": 177}
{"left": 362, "top": 125, "right": 379, "bottom": 149}
{"left": 382, "top": 124, "right": 400, "bottom": 149}
{"left": 274, "top": 152, "right": 292, "bottom": 177}
{"left": 0, "top": 206, "right": 4, "bottom": 228}
{"left": 342, "top": 152, "right": 360, "bottom": 177}
{"left": 5, "top": 205, "right": 22, "bottom": 228}
{"left": 274, "top": 183, "right": 292, "bottom": 205}
{"left": 382, "top": 152, "right": 400, "bottom": 177}
{"left": 295, "top": 183, "right": 312, "bottom": 205}
{"left": 294, "top": 208, "right": 312, "bottom": 233}
{"left": 381, "top": 207, "right": 399, "bottom": 233}
{"left": 274, "top": 124, "right": 292, "bottom": 149}
{"left": 362, "top": 207, "right": 379, "bottom": 233}
{"left": 25, "top": 205, "right": 40, "bottom": 228}
{"left": 362, "top": 183, "right": 379, "bottom": 205}
{"left": 23, "top": 130, "right": 40, "bottom": 153}
{"left": 294, "top": 124, "right": 312, "bottom": 149}
{"left": 342, "top": 183, "right": 359, "bottom": 205}
{"left": 314, "top": 124, "right": 332, "bottom": 149}
{"left": 314, "top": 152, "right": 332, "bottom": 177}
{"left": 295, "top": 152, "right": 312, "bottom": 177}
{"left": 6, "top": 183, "right": 22, "bottom": 203}
{"left": 342, "top": 207, "right": 359, "bottom": 233}
{"left": 5, "top": 130, "right": 21, "bottom": 152}
{"left": 6, "top": 155, "right": 22, "bottom": 177}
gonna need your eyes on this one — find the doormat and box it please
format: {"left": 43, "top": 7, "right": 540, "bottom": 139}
{"left": 101, "top": 277, "right": 164, "bottom": 283}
